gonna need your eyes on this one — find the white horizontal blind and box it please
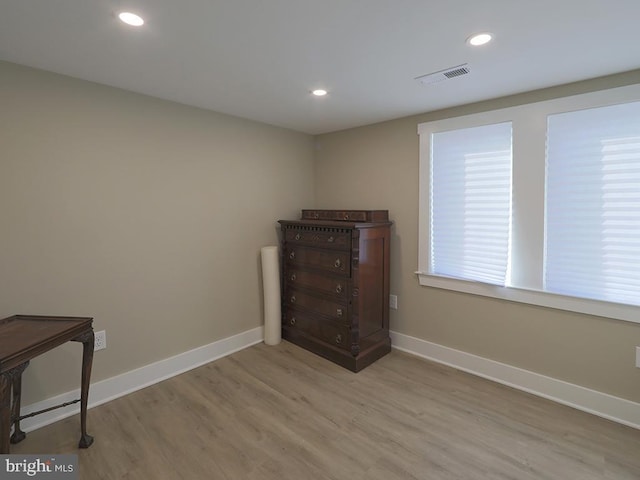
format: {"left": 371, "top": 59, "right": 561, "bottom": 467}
{"left": 430, "top": 122, "right": 512, "bottom": 285}
{"left": 545, "top": 101, "right": 640, "bottom": 305}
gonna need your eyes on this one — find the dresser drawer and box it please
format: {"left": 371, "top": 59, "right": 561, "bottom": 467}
{"left": 284, "top": 309, "right": 350, "bottom": 351}
{"left": 284, "top": 228, "right": 350, "bottom": 250}
{"left": 285, "top": 288, "right": 347, "bottom": 322}
{"left": 285, "top": 269, "right": 349, "bottom": 300}
{"left": 285, "top": 247, "right": 350, "bottom": 276}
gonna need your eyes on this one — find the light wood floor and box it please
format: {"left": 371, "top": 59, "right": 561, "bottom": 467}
{"left": 11, "top": 342, "right": 640, "bottom": 479}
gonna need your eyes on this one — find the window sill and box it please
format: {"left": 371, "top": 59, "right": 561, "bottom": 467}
{"left": 416, "top": 272, "right": 639, "bottom": 325}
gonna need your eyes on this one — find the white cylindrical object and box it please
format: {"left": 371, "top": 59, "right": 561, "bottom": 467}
{"left": 261, "top": 245, "right": 281, "bottom": 345}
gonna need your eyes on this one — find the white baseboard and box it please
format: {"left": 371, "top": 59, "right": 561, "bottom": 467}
{"left": 20, "top": 327, "right": 639, "bottom": 434}
{"left": 390, "top": 330, "right": 640, "bottom": 430}
{"left": 20, "top": 326, "right": 264, "bottom": 433}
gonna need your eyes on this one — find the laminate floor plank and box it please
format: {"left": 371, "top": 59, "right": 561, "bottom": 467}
{"left": 10, "top": 342, "right": 640, "bottom": 479}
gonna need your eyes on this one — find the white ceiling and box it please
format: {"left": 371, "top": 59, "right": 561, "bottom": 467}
{"left": 1, "top": 0, "right": 639, "bottom": 134}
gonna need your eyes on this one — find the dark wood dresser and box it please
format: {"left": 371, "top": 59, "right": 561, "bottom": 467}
{"left": 278, "top": 210, "right": 391, "bottom": 372}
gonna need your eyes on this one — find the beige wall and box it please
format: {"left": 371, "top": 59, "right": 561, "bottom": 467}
{"left": 0, "top": 61, "right": 315, "bottom": 404}
{"left": 315, "top": 70, "right": 640, "bottom": 403}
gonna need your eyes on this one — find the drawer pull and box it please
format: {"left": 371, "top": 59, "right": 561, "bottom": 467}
{"left": 290, "top": 273, "right": 296, "bottom": 281}
{"left": 343, "top": 213, "right": 349, "bottom": 220}
{"left": 314, "top": 212, "right": 319, "bottom": 219}
{"left": 335, "top": 284, "right": 343, "bottom": 294}
{"left": 294, "top": 233, "right": 301, "bottom": 241}
{"left": 290, "top": 296, "right": 296, "bottom": 304}
{"left": 290, "top": 317, "right": 296, "bottom": 326}
{"left": 289, "top": 251, "right": 296, "bottom": 260}
{"left": 328, "top": 236, "right": 335, "bottom": 243}
{"left": 335, "top": 334, "right": 343, "bottom": 344}
{"left": 334, "top": 259, "right": 342, "bottom": 268}
{"left": 336, "top": 308, "right": 343, "bottom": 318}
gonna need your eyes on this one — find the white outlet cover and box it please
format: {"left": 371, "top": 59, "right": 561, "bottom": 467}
{"left": 389, "top": 294, "right": 398, "bottom": 310}
{"left": 94, "top": 330, "right": 107, "bottom": 351}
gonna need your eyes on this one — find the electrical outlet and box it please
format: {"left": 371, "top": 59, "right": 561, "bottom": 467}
{"left": 94, "top": 330, "right": 107, "bottom": 351}
{"left": 389, "top": 294, "right": 398, "bottom": 310}
{"left": 636, "top": 346, "right": 640, "bottom": 368}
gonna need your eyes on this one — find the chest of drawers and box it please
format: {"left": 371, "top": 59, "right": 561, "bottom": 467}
{"left": 278, "top": 210, "right": 391, "bottom": 372}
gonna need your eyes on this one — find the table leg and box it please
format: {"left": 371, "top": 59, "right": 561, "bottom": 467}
{"left": 77, "top": 329, "right": 94, "bottom": 448}
{"left": 0, "top": 372, "right": 10, "bottom": 454}
{"left": 10, "top": 361, "right": 29, "bottom": 444}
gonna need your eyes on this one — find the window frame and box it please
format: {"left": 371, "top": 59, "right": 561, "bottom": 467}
{"left": 417, "top": 83, "right": 640, "bottom": 325}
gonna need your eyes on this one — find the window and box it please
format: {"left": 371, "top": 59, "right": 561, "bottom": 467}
{"left": 430, "top": 123, "right": 512, "bottom": 285}
{"left": 545, "top": 102, "right": 640, "bottom": 306}
{"left": 418, "top": 84, "right": 640, "bottom": 324}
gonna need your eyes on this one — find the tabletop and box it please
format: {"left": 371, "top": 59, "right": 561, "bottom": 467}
{"left": 0, "top": 315, "right": 93, "bottom": 373}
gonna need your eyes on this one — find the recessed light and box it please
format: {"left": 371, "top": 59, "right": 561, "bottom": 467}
{"left": 467, "top": 32, "right": 492, "bottom": 46}
{"left": 118, "top": 12, "right": 144, "bottom": 26}
{"left": 312, "top": 89, "right": 328, "bottom": 97}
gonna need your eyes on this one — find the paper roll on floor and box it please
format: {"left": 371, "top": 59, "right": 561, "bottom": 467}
{"left": 261, "top": 246, "right": 281, "bottom": 345}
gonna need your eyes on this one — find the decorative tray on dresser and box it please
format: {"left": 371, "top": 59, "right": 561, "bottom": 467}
{"left": 278, "top": 209, "right": 392, "bottom": 372}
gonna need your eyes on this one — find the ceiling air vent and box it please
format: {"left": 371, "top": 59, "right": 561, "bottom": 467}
{"left": 415, "top": 63, "right": 470, "bottom": 85}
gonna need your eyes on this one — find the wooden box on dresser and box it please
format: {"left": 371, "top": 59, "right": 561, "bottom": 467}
{"left": 278, "top": 210, "right": 392, "bottom": 372}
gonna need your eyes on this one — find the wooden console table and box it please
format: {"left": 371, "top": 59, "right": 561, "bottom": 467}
{"left": 0, "top": 315, "right": 95, "bottom": 453}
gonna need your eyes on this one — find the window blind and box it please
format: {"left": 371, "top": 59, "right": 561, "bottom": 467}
{"left": 430, "top": 122, "right": 513, "bottom": 285}
{"left": 545, "top": 102, "right": 640, "bottom": 305}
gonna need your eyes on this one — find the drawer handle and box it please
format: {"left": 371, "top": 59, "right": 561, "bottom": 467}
{"left": 294, "top": 233, "right": 301, "bottom": 241}
{"left": 336, "top": 308, "right": 343, "bottom": 318}
{"left": 289, "top": 251, "right": 295, "bottom": 260}
{"left": 334, "top": 259, "right": 342, "bottom": 268}
{"left": 335, "top": 284, "right": 343, "bottom": 294}
{"left": 290, "top": 273, "right": 296, "bottom": 281}
{"left": 290, "top": 296, "right": 296, "bottom": 304}
{"left": 327, "top": 236, "right": 335, "bottom": 243}
{"left": 335, "top": 334, "right": 343, "bottom": 344}
{"left": 314, "top": 213, "right": 319, "bottom": 219}
{"left": 343, "top": 213, "right": 349, "bottom": 220}
{"left": 290, "top": 317, "right": 296, "bottom": 326}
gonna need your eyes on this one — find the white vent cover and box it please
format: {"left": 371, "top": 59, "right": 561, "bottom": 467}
{"left": 415, "top": 64, "right": 470, "bottom": 85}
